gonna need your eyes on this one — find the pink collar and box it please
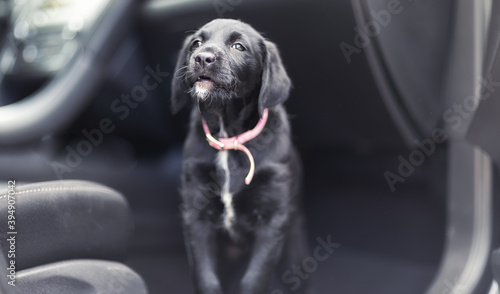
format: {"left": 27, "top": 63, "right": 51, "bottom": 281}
{"left": 202, "top": 108, "right": 269, "bottom": 185}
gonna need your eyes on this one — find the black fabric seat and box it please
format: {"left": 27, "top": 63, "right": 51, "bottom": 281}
{"left": 0, "top": 180, "right": 148, "bottom": 294}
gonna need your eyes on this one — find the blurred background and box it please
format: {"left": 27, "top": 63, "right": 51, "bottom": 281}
{"left": 0, "top": 0, "right": 499, "bottom": 293}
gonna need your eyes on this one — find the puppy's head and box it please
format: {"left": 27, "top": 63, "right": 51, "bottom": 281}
{"left": 171, "top": 19, "right": 291, "bottom": 115}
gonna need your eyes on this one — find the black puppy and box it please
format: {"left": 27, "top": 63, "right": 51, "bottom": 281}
{"left": 171, "top": 19, "right": 309, "bottom": 294}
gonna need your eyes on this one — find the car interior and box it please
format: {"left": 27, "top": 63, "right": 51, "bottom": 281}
{"left": 0, "top": 0, "right": 500, "bottom": 293}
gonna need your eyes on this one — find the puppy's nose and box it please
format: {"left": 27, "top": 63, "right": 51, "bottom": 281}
{"left": 195, "top": 52, "right": 216, "bottom": 67}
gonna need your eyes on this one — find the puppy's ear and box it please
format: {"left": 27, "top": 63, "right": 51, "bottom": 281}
{"left": 258, "top": 40, "right": 292, "bottom": 114}
{"left": 171, "top": 35, "right": 194, "bottom": 114}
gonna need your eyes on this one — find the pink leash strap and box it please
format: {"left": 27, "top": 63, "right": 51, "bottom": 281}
{"left": 202, "top": 108, "right": 269, "bottom": 185}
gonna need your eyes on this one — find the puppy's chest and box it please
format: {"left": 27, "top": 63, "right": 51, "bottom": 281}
{"left": 216, "top": 149, "right": 250, "bottom": 191}
{"left": 206, "top": 149, "right": 274, "bottom": 233}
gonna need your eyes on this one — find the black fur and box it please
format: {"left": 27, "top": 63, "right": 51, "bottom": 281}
{"left": 171, "top": 19, "right": 309, "bottom": 294}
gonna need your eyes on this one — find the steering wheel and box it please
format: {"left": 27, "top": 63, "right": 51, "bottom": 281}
{"left": 0, "top": 0, "right": 137, "bottom": 146}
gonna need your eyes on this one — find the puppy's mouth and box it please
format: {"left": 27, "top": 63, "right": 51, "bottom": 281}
{"left": 196, "top": 75, "right": 215, "bottom": 89}
{"left": 191, "top": 74, "right": 230, "bottom": 100}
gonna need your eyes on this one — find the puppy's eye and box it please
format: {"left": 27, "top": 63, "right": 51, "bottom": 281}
{"left": 191, "top": 40, "right": 202, "bottom": 50}
{"left": 231, "top": 43, "right": 246, "bottom": 51}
